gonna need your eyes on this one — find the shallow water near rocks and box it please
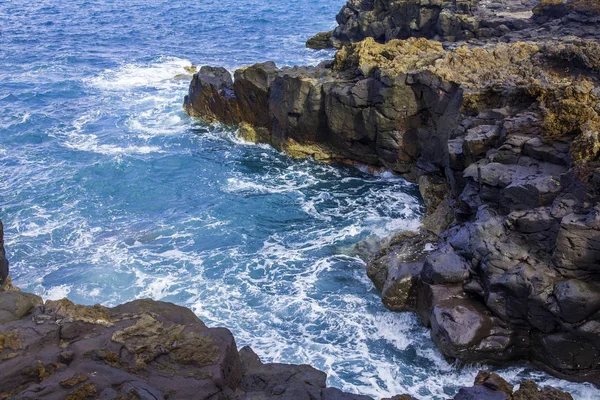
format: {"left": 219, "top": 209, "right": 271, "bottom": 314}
{"left": 1, "top": 1, "right": 599, "bottom": 398}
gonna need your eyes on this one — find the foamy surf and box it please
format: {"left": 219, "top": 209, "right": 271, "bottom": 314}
{"left": 86, "top": 56, "right": 196, "bottom": 91}
{"left": 3, "top": 4, "right": 599, "bottom": 396}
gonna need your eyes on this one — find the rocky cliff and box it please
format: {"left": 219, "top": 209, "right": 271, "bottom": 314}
{"left": 183, "top": 0, "right": 600, "bottom": 386}
{"left": 308, "top": 0, "right": 600, "bottom": 48}
{"left": 0, "top": 224, "right": 575, "bottom": 399}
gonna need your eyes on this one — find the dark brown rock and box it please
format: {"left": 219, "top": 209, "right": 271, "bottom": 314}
{"left": 306, "top": 31, "right": 336, "bottom": 49}
{"left": 422, "top": 249, "right": 470, "bottom": 285}
{"left": 512, "top": 379, "right": 574, "bottom": 400}
{"left": 0, "top": 221, "right": 7, "bottom": 292}
{"left": 430, "top": 298, "right": 527, "bottom": 363}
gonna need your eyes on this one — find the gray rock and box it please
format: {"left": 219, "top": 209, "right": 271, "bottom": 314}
{"left": 553, "top": 211, "right": 600, "bottom": 279}
{"left": 453, "top": 386, "right": 509, "bottom": 400}
{"left": 463, "top": 124, "right": 502, "bottom": 163}
{"left": 321, "top": 388, "right": 373, "bottom": 400}
{"left": 0, "top": 291, "right": 42, "bottom": 323}
{"left": 422, "top": 249, "right": 470, "bottom": 285}
{"left": 553, "top": 279, "right": 600, "bottom": 323}
{"left": 430, "top": 298, "right": 527, "bottom": 363}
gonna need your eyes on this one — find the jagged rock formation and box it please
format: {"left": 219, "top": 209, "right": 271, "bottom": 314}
{"left": 308, "top": 0, "right": 600, "bottom": 48}
{"left": 0, "top": 222, "right": 12, "bottom": 292}
{"left": 0, "top": 222, "right": 575, "bottom": 400}
{"left": 1, "top": 294, "right": 378, "bottom": 400}
{"left": 184, "top": 0, "right": 600, "bottom": 386}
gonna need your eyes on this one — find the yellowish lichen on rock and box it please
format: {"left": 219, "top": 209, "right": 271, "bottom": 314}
{"left": 65, "top": 382, "right": 97, "bottom": 400}
{"left": 237, "top": 123, "right": 271, "bottom": 144}
{"left": 536, "top": 80, "right": 600, "bottom": 143}
{"left": 22, "top": 360, "right": 63, "bottom": 382}
{"left": 60, "top": 373, "right": 89, "bottom": 388}
{"left": 533, "top": 0, "right": 566, "bottom": 16}
{"left": 431, "top": 42, "right": 541, "bottom": 89}
{"left": 334, "top": 37, "right": 446, "bottom": 76}
{"left": 568, "top": 0, "right": 600, "bottom": 15}
{"left": 45, "top": 298, "right": 112, "bottom": 326}
{"left": 282, "top": 139, "right": 335, "bottom": 161}
{"left": 542, "top": 38, "right": 600, "bottom": 72}
{"left": 571, "top": 121, "right": 600, "bottom": 163}
{"left": 237, "top": 123, "right": 337, "bottom": 162}
{"left": 111, "top": 314, "right": 220, "bottom": 370}
{"left": 0, "top": 330, "right": 22, "bottom": 353}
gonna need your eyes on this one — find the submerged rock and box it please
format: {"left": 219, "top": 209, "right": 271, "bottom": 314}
{"left": 306, "top": 30, "right": 337, "bottom": 49}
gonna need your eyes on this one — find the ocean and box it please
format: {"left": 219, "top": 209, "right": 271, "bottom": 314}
{"left": 1, "top": 1, "right": 598, "bottom": 398}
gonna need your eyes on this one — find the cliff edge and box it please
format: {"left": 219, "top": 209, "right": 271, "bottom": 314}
{"left": 183, "top": 0, "right": 600, "bottom": 385}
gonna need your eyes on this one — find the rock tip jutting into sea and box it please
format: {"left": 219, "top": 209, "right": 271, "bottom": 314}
{"left": 184, "top": 0, "right": 600, "bottom": 388}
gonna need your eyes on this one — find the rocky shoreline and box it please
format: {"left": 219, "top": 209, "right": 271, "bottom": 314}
{"left": 2, "top": 0, "right": 599, "bottom": 398}
{"left": 0, "top": 221, "right": 576, "bottom": 400}
{"left": 183, "top": 0, "right": 600, "bottom": 389}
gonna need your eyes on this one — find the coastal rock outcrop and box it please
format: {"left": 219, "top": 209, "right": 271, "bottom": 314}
{"left": 311, "top": 0, "right": 600, "bottom": 47}
{"left": 184, "top": 0, "right": 600, "bottom": 386}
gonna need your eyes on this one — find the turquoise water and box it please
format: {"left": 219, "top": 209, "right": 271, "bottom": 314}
{"left": 1, "top": 1, "right": 598, "bottom": 398}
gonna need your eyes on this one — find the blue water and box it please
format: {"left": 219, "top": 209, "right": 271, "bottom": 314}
{"left": 0, "top": 1, "right": 598, "bottom": 398}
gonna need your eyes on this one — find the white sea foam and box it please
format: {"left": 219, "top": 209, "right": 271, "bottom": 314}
{"left": 43, "top": 284, "right": 72, "bottom": 301}
{"left": 64, "top": 137, "right": 163, "bottom": 155}
{"left": 87, "top": 57, "right": 195, "bottom": 91}
{"left": 6, "top": 52, "right": 597, "bottom": 400}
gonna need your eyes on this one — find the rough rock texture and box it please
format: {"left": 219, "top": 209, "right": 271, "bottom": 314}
{"left": 454, "top": 371, "right": 573, "bottom": 400}
{"left": 0, "top": 222, "right": 368, "bottom": 400}
{"left": 306, "top": 31, "right": 339, "bottom": 49}
{"left": 329, "top": 0, "right": 600, "bottom": 46}
{"left": 0, "top": 221, "right": 13, "bottom": 293}
{"left": 185, "top": 38, "right": 468, "bottom": 180}
{"left": 0, "top": 223, "right": 574, "bottom": 399}
{"left": 184, "top": 0, "right": 600, "bottom": 386}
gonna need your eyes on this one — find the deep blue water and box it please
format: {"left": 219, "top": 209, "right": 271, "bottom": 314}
{"left": 0, "top": 1, "right": 598, "bottom": 398}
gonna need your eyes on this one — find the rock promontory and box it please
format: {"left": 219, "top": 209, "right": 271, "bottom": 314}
{"left": 184, "top": 0, "right": 600, "bottom": 386}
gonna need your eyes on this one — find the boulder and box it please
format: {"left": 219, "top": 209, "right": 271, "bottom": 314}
{"left": 306, "top": 31, "right": 335, "bottom": 49}
{"left": 463, "top": 124, "right": 502, "bottom": 164}
{"left": 367, "top": 231, "right": 438, "bottom": 311}
{"left": 531, "top": 330, "right": 600, "bottom": 383}
{"left": 512, "top": 380, "right": 573, "bottom": 400}
{"left": 0, "top": 291, "right": 42, "bottom": 324}
{"left": 421, "top": 249, "right": 470, "bottom": 285}
{"left": 553, "top": 210, "right": 600, "bottom": 279}
{"left": 553, "top": 279, "right": 600, "bottom": 323}
{"left": 430, "top": 298, "right": 527, "bottom": 363}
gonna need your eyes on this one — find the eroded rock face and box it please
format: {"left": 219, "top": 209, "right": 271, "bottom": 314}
{"left": 183, "top": 0, "right": 600, "bottom": 384}
{"left": 333, "top": 0, "right": 488, "bottom": 43}
{"left": 330, "top": 0, "right": 600, "bottom": 46}
{"left": 0, "top": 291, "right": 381, "bottom": 400}
{"left": 185, "top": 38, "right": 467, "bottom": 181}
{"left": 360, "top": 35, "right": 600, "bottom": 383}
{"left": 0, "top": 285, "right": 575, "bottom": 400}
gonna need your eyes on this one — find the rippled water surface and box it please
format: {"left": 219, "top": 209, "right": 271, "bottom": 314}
{"left": 1, "top": 1, "right": 599, "bottom": 398}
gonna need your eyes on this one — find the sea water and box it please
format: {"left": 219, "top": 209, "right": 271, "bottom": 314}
{"left": 1, "top": 1, "right": 598, "bottom": 398}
